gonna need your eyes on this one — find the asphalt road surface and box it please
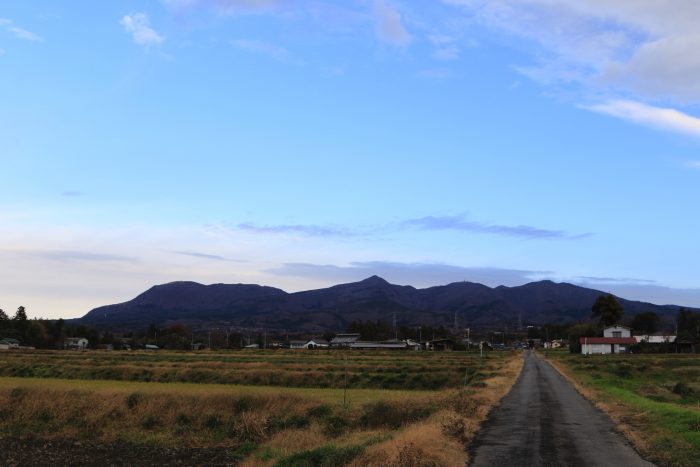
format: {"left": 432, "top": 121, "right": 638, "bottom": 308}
{"left": 469, "top": 350, "right": 655, "bottom": 467}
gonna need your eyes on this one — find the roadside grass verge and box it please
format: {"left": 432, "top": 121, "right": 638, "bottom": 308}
{"left": 547, "top": 353, "right": 700, "bottom": 467}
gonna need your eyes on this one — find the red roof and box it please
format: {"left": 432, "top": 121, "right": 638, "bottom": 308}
{"left": 579, "top": 337, "right": 637, "bottom": 344}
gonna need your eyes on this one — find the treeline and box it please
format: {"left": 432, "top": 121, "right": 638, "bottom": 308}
{"left": 345, "top": 320, "right": 451, "bottom": 342}
{"left": 0, "top": 306, "right": 100, "bottom": 349}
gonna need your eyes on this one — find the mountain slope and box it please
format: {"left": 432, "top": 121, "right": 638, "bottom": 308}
{"left": 78, "top": 277, "right": 689, "bottom": 331}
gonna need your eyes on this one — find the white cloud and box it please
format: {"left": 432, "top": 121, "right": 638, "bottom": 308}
{"left": 0, "top": 18, "right": 43, "bottom": 42}
{"left": 121, "top": 13, "right": 164, "bottom": 46}
{"left": 373, "top": 0, "right": 411, "bottom": 46}
{"left": 688, "top": 161, "right": 700, "bottom": 169}
{"left": 232, "top": 39, "right": 289, "bottom": 60}
{"left": 583, "top": 100, "right": 700, "bottom": 140}
{"left": 8, "top": 26, "right": 43, "bottom": 42}
{"left": 441, "top": 0, "right": 700, "bottom": 140}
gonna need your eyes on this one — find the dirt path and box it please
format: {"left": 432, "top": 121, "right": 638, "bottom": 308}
{"left": 469, "top": 350, "right": 655, "bottom": 467}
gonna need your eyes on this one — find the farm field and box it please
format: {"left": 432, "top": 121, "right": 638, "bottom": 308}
{"left": 546, "top": 352, "right": 700, "bottom": 467}
{"left": 0, "top": 350, "right": 523, "bottom": 466}
{"left": 0, "top": 349, "right": 497, "bottom": 390}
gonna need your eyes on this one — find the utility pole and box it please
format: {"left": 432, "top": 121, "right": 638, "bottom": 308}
{"left": 467, "top": 328, "right": 470, "bottom": 351}
{"left": 393, "top": 311, "right": 397, "bottom": 340}
{"left": 454, "top": 310, "right": 458, "bottom": 334}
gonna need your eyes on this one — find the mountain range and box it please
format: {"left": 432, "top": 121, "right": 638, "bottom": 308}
{"left": 77, "top": 276, "right": 690, "bottom": 332}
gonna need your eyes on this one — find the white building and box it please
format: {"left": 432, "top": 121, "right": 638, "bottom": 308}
{"left": 603, "top": 325, "right": 632, "bottom": 338}
{"left": 633, "top": 334, "right": 676, "bottom": 344}
{"left": 580, "top": 326, "right": 636, "bottom": 355}
{"left": 64, "top": 337, "right": 88, "bottom": 350}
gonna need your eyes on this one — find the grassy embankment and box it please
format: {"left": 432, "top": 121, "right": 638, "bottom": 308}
{"left": 546, "top": 352, "right": 700, "bottom": 467}
{"left": 0, "top": 350, "right": 523, "bottom": 466}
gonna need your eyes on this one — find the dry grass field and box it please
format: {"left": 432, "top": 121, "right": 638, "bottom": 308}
{"left": 0, "top": 349, "right": 523, "bottom": 466}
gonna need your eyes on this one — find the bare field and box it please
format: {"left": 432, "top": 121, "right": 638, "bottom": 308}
{"left": 0, "top": 350, "right": 523, "bottom": 466}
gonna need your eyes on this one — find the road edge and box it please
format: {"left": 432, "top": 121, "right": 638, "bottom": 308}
{"left": 465, "top": 350, "right": 527, "bottom": 466}
{"left": 539, "top": 352, "right": 654, "bottom": 464}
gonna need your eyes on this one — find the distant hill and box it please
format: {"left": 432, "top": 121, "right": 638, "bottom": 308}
{"left": 77, "top": 276, "right": 690, "bottom": 332}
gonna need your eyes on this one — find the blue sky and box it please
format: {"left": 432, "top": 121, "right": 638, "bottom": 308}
{"left": 2, "top": 0, "right": 700, "bottom": 318}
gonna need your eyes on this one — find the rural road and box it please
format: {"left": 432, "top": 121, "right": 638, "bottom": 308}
{"left": 469, "top": 350, "right": 655, "bottom": 467}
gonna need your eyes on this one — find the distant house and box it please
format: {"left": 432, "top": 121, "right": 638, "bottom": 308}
{"left": 349, "top": 340, "right": 411, "bottom": 350}
{"left": 603, "top": 325, "right": 632, "bottom": 338}
{"left": 144, "top": 344, "right": 159, "bottom": 350}
{"left": 580, "top": 326, "right": 635, "bottom": 355}
{"left": 633, "top": 333, "right": 676, "bottom": 344}
{"left": 288, "top": 340, "right": 308, "bottom": 350}
{"left": 191, "top": 342, "right": 205, "bottom": 350}
{"left": 305, "top": 339, "right": 330, "bottom": 349}
{"left": 427, "top": 339, "right": 455, "bottom": 351}
{"left": 0, "top": 338, "right": 20, "bottom": 349}
{"left": 64, "top": 337, "right": 88, "bottom": 350}
{"left": 330, "top": 333, "right": 361, "bottom": 347}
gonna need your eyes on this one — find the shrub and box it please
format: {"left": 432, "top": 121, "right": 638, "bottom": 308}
{"left": 204, "top": 414, "right": 222, "bottom": 430}
{"left": 273, "top": 444, "right": 364, "bottom": 467}
{"left": 672, "top": 382, "right": 694, "bottom": 397}
{"left": 394, "top": 442, "right": 440, "bottom": 467}
{"left": 125, "top": 392, "right": 141, "bottom": 409}
{"left": 10, "top": 387, "right": 27, "bottom": 400}
{"left": 141, "top": 415, "right": 158, "bottom": 430}
{"left": 234, "top": 411, "right": 269, "bottom": 443}
{"left": 307, "top": 404, "right": 332, "bottom": 419}
{"left": 323, "top": 415, "right": 349, "bottom": 438}
{"left": 360, "top": 401, "right": 434, "bottom": 429}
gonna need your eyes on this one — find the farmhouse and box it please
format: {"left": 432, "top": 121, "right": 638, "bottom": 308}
{"left": 0, "top": 338, "right": 20, "bottom": 349}
{"left": 330, "top": 333, "right": 361, "bottom": 347}
{"left": 580, "top": 325, "right": 635, "bottom": 355}
{"left": 305, "top": 339, "right": 329, "bottom": 349}
{"left": 349, "top": 339, "right": 414, "bottom": 350}
{"left": 288, "top": 340, "right": 308, "bottom": 350}
{"left": 64, "top": 337, "right": 89, "bottom": 350}
{"left": 633, "top": 333, "right": 676, "bottom": 344}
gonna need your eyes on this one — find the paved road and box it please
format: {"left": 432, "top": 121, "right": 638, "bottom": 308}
{"left": 469, "top": 350, "right": 655, "bottom": 467}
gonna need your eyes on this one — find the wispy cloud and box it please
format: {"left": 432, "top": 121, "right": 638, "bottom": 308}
{"left": 0, "top": 19, "right": 43, "bottom": 42}
{"left": 372, "top": 0, "right": 411, "bottom": 46}
{"left": 688, "top": 161, "right": 700, "bottom": 169}
{"left": 583, "top": 100, "right": 700, "bottom": 139}
{"left": 576, "top": 276, "right": 657, "bottom": 285}
{"left": 268, "top": 261, "right": 549, "bottom": 288}
{"left": 237, "top": 223, "right": 355, "bottom": 237}
{"left": 8, "top": 26, "right": 43, "bottom": 42}
{"left": 163, "top": 0, "right": 284, "bottom": 15}
{"left": 10, "top": 249, "right": 138, "bottom": 263}
{"left": 170, "top": 250, "right": 244, "bottom": 262}
{"left": 402, "top": 215, "right": 591, "bottom": 240}
{"left": 121, "top": 13, "right": 164, "bottom": 47}
{"left": 232, "top": 39, "right": 290, "bottom": 60}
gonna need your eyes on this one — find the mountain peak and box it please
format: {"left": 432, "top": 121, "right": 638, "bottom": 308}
{"left": 360, "top": 275, "right": 389, "bottom": 284}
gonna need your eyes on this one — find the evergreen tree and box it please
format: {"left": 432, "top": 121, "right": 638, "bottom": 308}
{"left": 13, "top": 306, "right": 28, "bottom": 321}
{"left": 591, "top": 294, "right": 623, "bottom": 327}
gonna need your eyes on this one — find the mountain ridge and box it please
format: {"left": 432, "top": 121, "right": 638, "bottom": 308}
{"left": 78, "top": 277, "right": 691, "bottom": 332}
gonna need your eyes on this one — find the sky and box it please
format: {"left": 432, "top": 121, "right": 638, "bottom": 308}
{"left": 2, "top": 0, "right": 700, "bottom": 319}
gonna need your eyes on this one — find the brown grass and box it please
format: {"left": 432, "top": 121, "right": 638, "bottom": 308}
{"left": 0, "top": 351, "right": 525, "bottom": 465}
{"left": 348, "top": 351, "right": 525, "bottom": 466}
